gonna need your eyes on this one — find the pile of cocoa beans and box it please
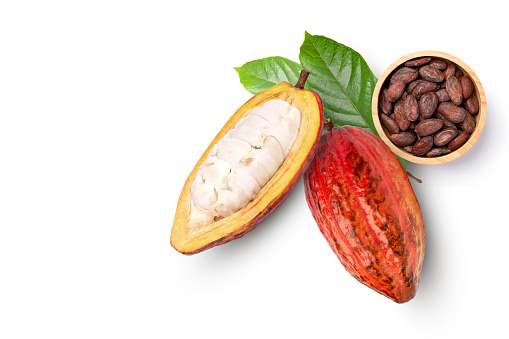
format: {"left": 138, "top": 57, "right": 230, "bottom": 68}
{"left": 378, "top": 57, "right": 479, "bottom": 157}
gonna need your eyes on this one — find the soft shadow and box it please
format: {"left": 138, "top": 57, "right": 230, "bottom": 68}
{"left": 179, "top": 178, "right": 307, "bottom": 269}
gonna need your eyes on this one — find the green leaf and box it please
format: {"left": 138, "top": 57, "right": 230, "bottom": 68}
{"left": 299, "top": 32, "right": 378, "bottom": 132}
{"left": 299, "top": 32, "right": 407, "bottom": 170}
{"left": 234, "top": 34, "right": 407, "bottom": 170}
{"left": 234, "top": 56, "right": 302, "bottom": 95}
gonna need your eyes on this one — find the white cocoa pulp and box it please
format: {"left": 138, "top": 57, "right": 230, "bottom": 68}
{"left": 188, "top": 99, "right": 301, "bottom": 228}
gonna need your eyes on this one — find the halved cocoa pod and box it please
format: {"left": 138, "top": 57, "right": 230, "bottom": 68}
{"left": 390, "top": 131, "right": 417, "bottom": 146}
{"left": 460, "top": 75, "right": 474, "bottom": 99}
{"left": 390, "top": 67, "right": 419, "bottom": 84}
{"left": 465, "top": 93, "right": 479, "bottom": 114}
{"left": 304, "top": 123, "right": 425, "bottom": 303}
{"left": 438, "top": 102, "right": 467, "bottom": 123}
{"left": 446, "top": 75, "right": 463, "bottom": 105}
{"left": 171, "top": 72, "right": 323, "bottom": 254}
{"left": 419, "top": 92, "right": 439, "bottom": 119}
{"left": 448, "top": 131, "right": 470, "bottom": 150}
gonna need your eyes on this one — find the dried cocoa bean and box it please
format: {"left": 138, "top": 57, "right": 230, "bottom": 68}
{"left": 443, "top": 63, "right": 456, "bottom": 79}
{"left": 460, "top": 112, "right": 476, "bottom": 133}
{"left": 438, "top": 102, "right": 467, "bottom": 123}
{"left": 390, "top": 132, "right": 417, "bottom": 146}
{"left": 405, "top": 57, "right": 432, "bottom": 67}
{"left": 448, "top": 131, "right": 470, "bottom": 150}
{"left": 387, "top": 80, "right": 406, "bottom": 102}
{"left": 429, "top": 59, "right": 448, "bottom": 70}
{"left": 414, "top": 119, "right": 443, "bottom": 137}
{"left": 455, "top": 68, "right": 463, "bottom": 78}
{"left": 464, "top": 94, "right": 479, "bottom": 114}
{"left": 412, "top": 136, "right": 433, "bottom": 156}
{"left": 403, "top": 145, "right": 413, "bottom": 153}
{"left": 411, "top": 80, "right": 440, "bottom": 99}
{"left": 380, "top": 113, "right": 400, "bottom": 134}
{"left": 391, "top": 67, "right": 419, "bottom": 84}
{"left": 393, "top": 99, "right": 410, "bottom": 131}
{"left": 419, "top": 65, "right": 445, "bottom": 83}
{"left": 426, "top": 147, "right": 452, "bottom": 157}
{"left": 435, "top": 88, "right": 450, "bottom": 102}
{"left": 419, "top": 92, "right": 439, "bottom": 119}
{"left": 406, "top": 80, "right": 419, "bottom": 94}
{"left": 379, "top": 88, "right": 392, "bottom": 115}
{"left": 446, "top": 75, "right": 463, "bottom": 105}
{"left": 460, "top": 75, "right": 474, "bottom": 99}
{"left": 436, "top": 112, "right": 458, "bottom": 129}
{"left": 404, "top": 94, "right": 419, "bottom": 121}
{"left": 434, "top": 128, "right": 459, "bottom": 146}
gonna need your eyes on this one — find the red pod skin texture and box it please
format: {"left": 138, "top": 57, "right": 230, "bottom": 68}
{"left": 304, "top": 126, "right": 425, "bottom": 303}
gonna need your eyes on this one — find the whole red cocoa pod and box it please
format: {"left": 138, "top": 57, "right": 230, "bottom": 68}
{"left": 304, "top": 123, "right": 425, "bottom": 303}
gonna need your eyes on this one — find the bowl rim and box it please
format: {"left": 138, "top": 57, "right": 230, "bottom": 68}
{"left": 372, "top": 50, "right": 487, "bottom": 165}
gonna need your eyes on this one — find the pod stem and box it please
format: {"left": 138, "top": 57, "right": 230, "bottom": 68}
{"left": 295, "top": 70, "right": 310, "bottom": 89}
{"left": 406, "top": 171, "right": 422, "bottom": 184}
{"left": 324, "top": 118, "right": 334, "bottom": 132}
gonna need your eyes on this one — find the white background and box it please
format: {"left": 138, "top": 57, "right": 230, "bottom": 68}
{"left": 1, "top": 1, "right": 508, "bottom": 338}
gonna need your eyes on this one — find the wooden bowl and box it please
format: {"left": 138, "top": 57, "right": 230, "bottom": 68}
{"left": 372, "top": 50, "right": 486, "bottom": 165}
